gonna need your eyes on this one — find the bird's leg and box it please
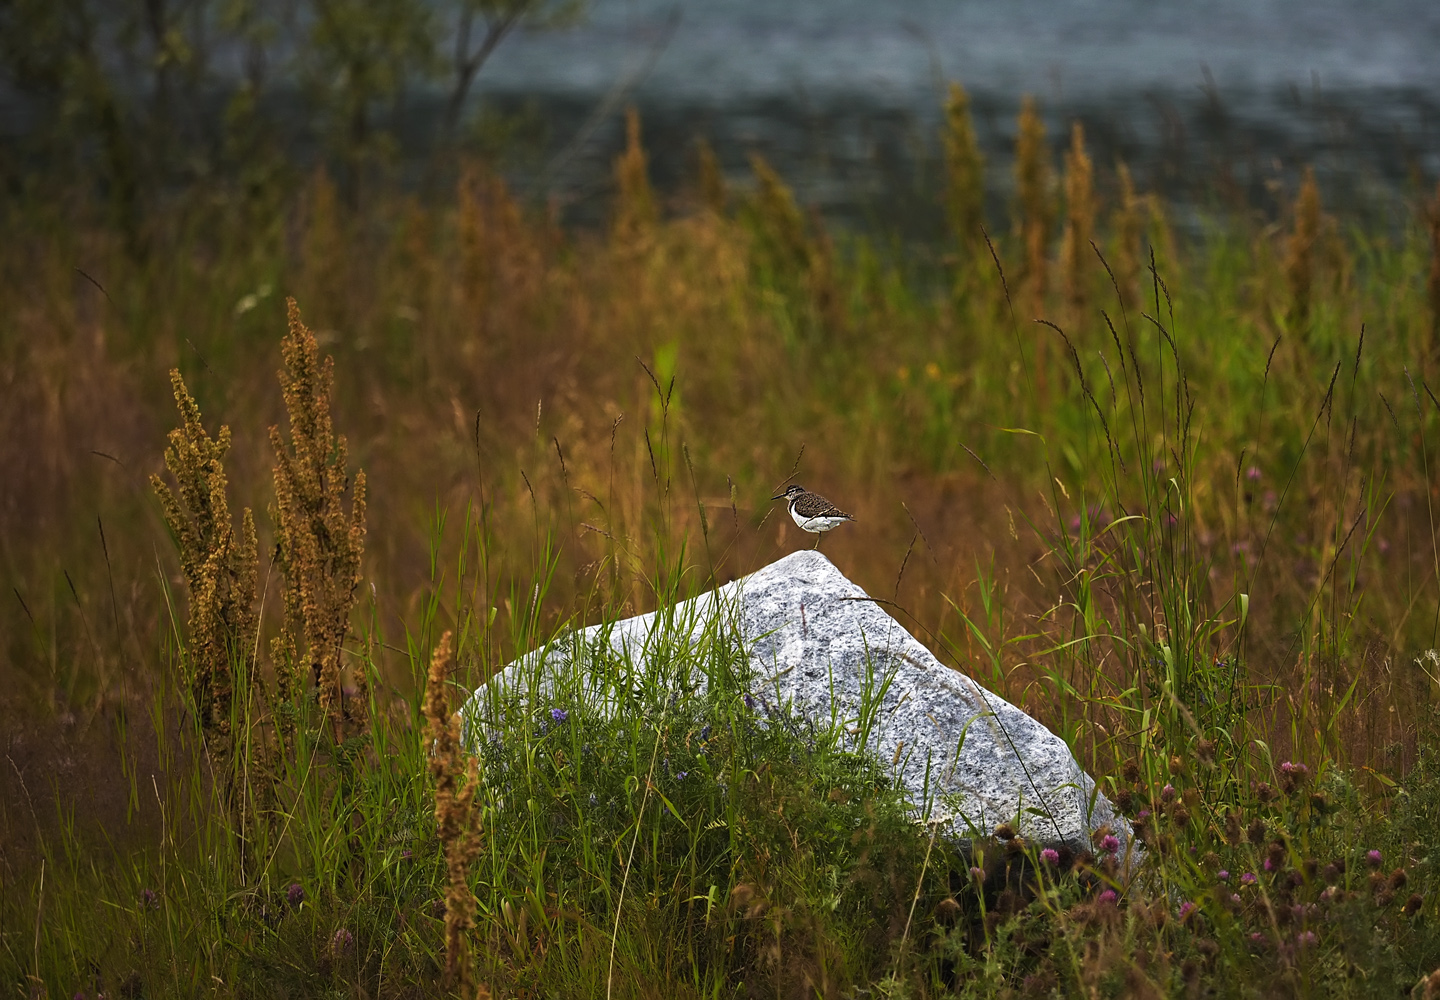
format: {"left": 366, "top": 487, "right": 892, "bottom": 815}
{"left": 813, "top": 532, "right": 822, "bottom": 550}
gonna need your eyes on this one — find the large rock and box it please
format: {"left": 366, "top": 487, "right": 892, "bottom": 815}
{"left": 464, "top": 550, "right": 1126, "bottom": 853}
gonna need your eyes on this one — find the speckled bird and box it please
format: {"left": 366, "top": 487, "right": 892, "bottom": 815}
{"left": 771, "top": 484, "right": 855, "bottom": 548}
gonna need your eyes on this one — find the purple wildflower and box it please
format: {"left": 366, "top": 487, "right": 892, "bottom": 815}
{"left": 1250, "top": 932, "right": 1266, "bottom": 943}
{"left": 401, "top": 849, "right": 412, "bottom": 860}
{"left": 1367, "top": 850, "right": 1383, "bottom": 868}
{"left": 1097, "top": 889, "right": 1118, "bottom": 905}
{"left": 1178, "top": 901, "right": 1196, "bottom": 921}
{"left": 332, "top": 928, "right": 354, "bottom": 953}
{"left": 1297, "top": 930, "right": 1318, "bottom": 949}
{"left": 1161, "top": 783, "right": 1176, "bottom": 802}
{"left": 140, "top": 888, "right": 159, "bottom": 910}
{"left": 675, "top": 771, "right": 688, "bottom": 780}
{"left": 1100, "top": 834, "right": 1121, "bottom": 855}
{"left": 1264, "top": 857, "right": 1275, "bottom": 871}
{"left": 550, "top": 708, "right": 568, "bottom": 723}
{"left": 1241, "top": 873, "right": 1257, "bottom": 886}
{"left": 1246, "top": 466, "right": 1262, "bottom": 482}
{"left": 1218, "top": 870, "right": 1230, "bottom": 882}
{"left": 1041, "top": 848, "right": 1060, "bottom": 865}
{"left": 1230, "top": 894, "right": 1242, "bottom": 906}
{"left": 969, "top": 866, "right": 985, "bottom": 882}
{"left": 287, "top": 882, "right": 304, "bottom": 907}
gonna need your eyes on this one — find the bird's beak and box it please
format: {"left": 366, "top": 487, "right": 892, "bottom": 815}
{"left": 770, "top": 493, "right": 786, "bottom": 501}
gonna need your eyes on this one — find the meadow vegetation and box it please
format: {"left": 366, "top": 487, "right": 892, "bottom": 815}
{"left": 4, "top": 88, "right": 1440, "bottom": 996}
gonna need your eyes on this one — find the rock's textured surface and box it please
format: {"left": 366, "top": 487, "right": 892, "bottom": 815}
{"left": 464, "top": 550, "right": 1125, "bottom": 852}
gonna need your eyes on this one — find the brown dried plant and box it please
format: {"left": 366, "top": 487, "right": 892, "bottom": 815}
{"left": 943, "top": 82, "right": 985, "bottom": 266}
{"left": 424, "top": 630, "right": 484, "bottom": 999}
{"left": 696, "top": 137, "right": 728, "bottom": 216}
{"left": 748, "top": 152, "right": 812, "bottom": 277}
{"left": 1014, "top": 95, "right": 1053, "bottom": 316}
{"left": 269, "top": 298, "right": 369, "bottom": 744}
{"left": 1285, "top": 167, "right": 1323, "bottom": 331}
{"left": 150, "top": 370, "right": 259, "bottom": 764}
{"left": 1110, "top": 162, "right": 1143, "bottom": 311}
{"left": 614, "top": 106, "right": 657, "bottom": 243}
{"left": 1060, "top": 122, "right": 1095, "bottom": 324}
{"left": 458, "top": 164, "right": 490, "bottom": 322}
{"left": 301, "top": 167, "right": 346, "bottom": 329}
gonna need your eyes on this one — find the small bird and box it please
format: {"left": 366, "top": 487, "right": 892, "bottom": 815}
{"left": 771, "top": 484, "right": 855, "bottom": 548}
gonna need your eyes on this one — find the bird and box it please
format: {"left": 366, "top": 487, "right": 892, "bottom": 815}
{"left": 771, "top": 484, "right": 855, "bottom": 548}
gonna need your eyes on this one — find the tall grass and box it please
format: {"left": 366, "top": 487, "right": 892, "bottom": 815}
{"left": 3, "top": 93, "right": 1440, "bottom": 995}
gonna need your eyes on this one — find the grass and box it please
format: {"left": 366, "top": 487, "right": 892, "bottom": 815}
{"left": 3, "top": 100, "right": 1440, "bottom": 995}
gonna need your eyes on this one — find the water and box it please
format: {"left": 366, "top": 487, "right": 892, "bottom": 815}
{"left": 472, "top": 0, "right": 1440, "bottom": 234}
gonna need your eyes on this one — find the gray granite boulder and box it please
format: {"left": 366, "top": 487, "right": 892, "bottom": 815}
{"left": 463, "top": 550, "right": 1127, "bottom": 854}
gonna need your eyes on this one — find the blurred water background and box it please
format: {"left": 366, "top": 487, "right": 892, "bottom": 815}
{"left": 2, "top": 0, "right": 1438, "bottom": 238}
{"left": 470, "top": 0, "right": 1440, "bottom": 234}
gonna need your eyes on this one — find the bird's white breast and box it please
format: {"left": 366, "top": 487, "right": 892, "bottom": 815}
{"left": 791, "top": 509, "right": 849, "bottom": 533}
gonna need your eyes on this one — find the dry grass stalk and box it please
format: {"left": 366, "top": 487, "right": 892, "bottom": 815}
{"left": 748, "top": 152, "right": 812, "bottom": 276}
{"left": 614, "top": 107, "right": 657, "bottom": 242}
{"left": 458, "top": 165, "right": 490, "bottom": 323}
{"left": 696, "top": 138, "right": 727, "bottom": 215}
{"left": 943, "top": 82, "right": 985, "bottom": 264}
{"left": 269, "top": 298, "right": 369, "bottom": 743}
{"left": 1060, "top": 122, "right": 1095, "bottom": 323}
{"left": 1285, "top": 167, "right": 1323, "bottom": 331}
{"left": 1146, "top": 193, "right": 1178, "bottom": 291}
{"left": 1110, "top": 162, "right": 1143, "bottom": 310}
{"left": 301, "top": 167, "right": 346, "bottom": 328}
{"left": 424, "top": 630, "right": 484, "bottom": 998}
{"left": 1014, "top": 95, "right": 1053, "bottom": 317}
{"left": 150, "top": 370, "right": 259, "bottom": 762}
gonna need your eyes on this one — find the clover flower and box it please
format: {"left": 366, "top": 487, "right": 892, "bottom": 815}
{"left": 1367, "top": 850, "right": 1383, "bottom": 868}
{"left": 332, "top": 928, "right": 354, "bottom": 953}
{"left": 1218, "top": 870, "right": 1230, "bottom": 882}
{"left": 1100, "top": 834, "right": 1121, "bottom": 855}
{"left": 1040, "top": 848, "right": 1060, "bottom": 866}
{"left": 287, "top": 882, "right": 305, "bottom": 907}
{"left": 1097, "top": 889, "right": 1118, "bottom": 905}
{"left": 1241, "top": 873, "right": 1257, "bottom": 886}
